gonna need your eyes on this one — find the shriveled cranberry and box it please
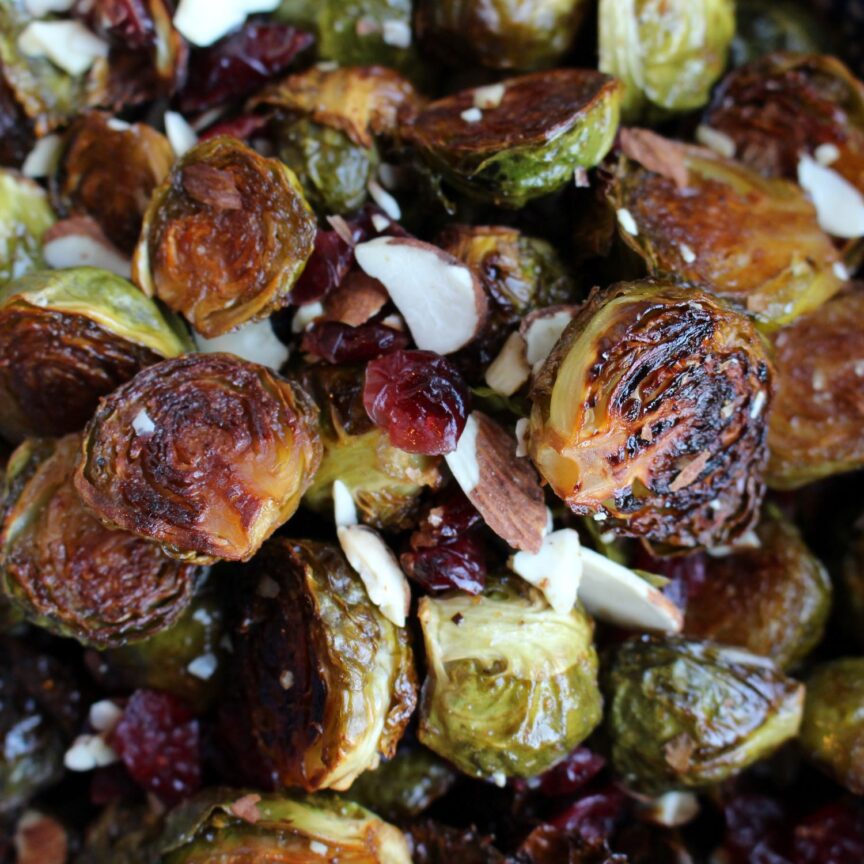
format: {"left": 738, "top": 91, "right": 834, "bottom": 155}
{"left": 302, "top": 322, "right": 409, "bottom": 365}
{"left": 539, "top": 748, "right": 606, "bottom": 798}
{"left": 177, "top": 23, "right": 313, "bottom": 113}
{"left": 74, "top": 0, "right": 155, "bottom": 48}
{"left": 364, "top": 350, "right": 470, "bottom": 455}
{"left": 110, "top": 689, "right": 200, "bottom": 807}
{"left": 292, "top": 229, "right": 357, "bottom": 305}
{"left": 793, "top": 801, "right": 864, "bottom": 864}
{"left": 549, "top": 786, "right": 628, "bottom": 846}
{"left": 723, "top": 793, "right": 789, "bottom": 864}
{"left": 632, "top": 546, "right": 709, "bottom": 612}
{"left": 199, "top": 113, "right": 270, "bottom": 142}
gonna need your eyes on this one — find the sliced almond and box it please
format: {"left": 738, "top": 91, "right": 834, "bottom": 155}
{"left": 520, "top": 306, "right": 578, "bottom": 373}
{"left": 355, "top": 236, "right": 488, "bottom": 355}
{"left": 332, "top": 479, "right": 359, "bottom": 528}
{"left": 578, "top": 547, "right": 683, "bottom": 633}
{"left": 637, "top": 791, "right": 700, "bottom": 828}
{"left": 337, "top": 524, "right": 411, "bottom": 627}
{"left": 25, "top": 0, "right": 75, "bottom": 14}
{"left": 88, "top": 699, "right": 123, "bottom": 734}
{"left": 18, "top": 20, "right": 108, "bottom": 76}
{"left": 14, "top": 811, "right": 67, "bottom": 864}
{"left": 324, "top": 271, "right": 389, "bottom": 326}
{"left": 21, "top": 133, "right": 62, "bottom": 178}
{"left": 194, "top": 319, "right": 289, "bottom": 371}
{"left": 63, "top": 733, "right": 119, "bottom": 771}
{"left": 43, "top": 216, "right": 131, "bottom": 278}
{"left": 485, "top": 331, "right": 530, "bottom": 396}
{"left": 509, "top": 528, "right": 582, "bottom": 613}
{"left": 164, "top": 110, "right": 198, "bottom": 158}
{"left": 445, "top": 411, "right": 546, "bottom": 554}
{"left": 173, "top": 0, "right": 280, "bottom": 47}
{"left": 797, "top": 153, "right": 864, "bottom": 238}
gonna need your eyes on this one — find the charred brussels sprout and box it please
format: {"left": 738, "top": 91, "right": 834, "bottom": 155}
{"left": 74, "top": 353, "right": 322, "bottom": 563}
{"left": 800, "top": 658, "right": 864, "bottom": 794}
{"left": 301, "top": 365, "right": 441, "bottom": 531}
{"left": 406, "top": 70, "right": 621, "bottom": 208}
{"left": 0, "top": 267, "right": 192, "bottom": 443}
{"left": 57, "top": 111, "right": 174, "bottom": 255}
{"left": 0, "top": 434, "right": 201, "bottom": 647}
{"left": 133, "top": 137, "right": 316, "bottom": 338}
{"left": 681, "top": 509, "right": 831, "bottom": 669}
{"left": 414, "top": 0, "right": 589, "bottom": 71}
{"left": 528, "top": 280, "right": 772, "bottom": 550}
{"left": 599, "top": 0, "right": 735, "bottom": 120}
{"left": 158, "top": 789, "right": 411, "bottom": 863}
{"left": 236, "top": 539, "right": 417, "bottom": 792}
{"left": 417, "top": 576, "right": 602, "bottom": 780}
{"left": 0, "top": 169, "right": 54, "bottom": 282}
{"left": 605, "top": 636, "right": 804, "bottom": 794}
{"left": 607, "top": 135, "right": 842, "bottom": 328}
{"left": 768, "top": 290, "right": 864, "bottom": 488}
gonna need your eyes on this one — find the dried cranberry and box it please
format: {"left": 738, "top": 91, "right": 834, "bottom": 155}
{"left": 199, "top": 113, "right": 270, "bottom": 142}
{"left": 74, "top": 0, "right": 155, "bottom": 48}
{"left": 632, "top": 546, "right": 709, "bottom": 612}
{"left": 0, "top": 77, "right": 33, "bottom": 168}
{"left": 178, "top": 23, "right": 313, "bottom": 113}
{"left": 292, "top": 229, "right": 357, "bottom": 305}
{"left": 110, "top": 689, "right": 201, "bottom": 807}
{"left": 723, "top": 794, "right": 789, "bottom": 864}
{"left": 793, "top": 801, "right": 864, "bottom": 864}
{"left": 364, "top": 350, "right": 470, "bottom": 455}
{"left": 549, "top": 786, "right": 628, "bottom": 846}
{"left": 302, "top": 322, "right": 409, "bottom": 365}
{"left": 538, "top": 748, "right": 606, "bottom": 798}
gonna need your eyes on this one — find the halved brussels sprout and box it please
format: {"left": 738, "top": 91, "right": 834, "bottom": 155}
{"left": 236, "top": 538, "right": 417, "bottom": 792}
{"left": 0, "top": 169, "right": 54, "bottom": 282}
{"left": 406, "top": 69, "right": 622, "bottom": 208}
{"left": 0, "top": 267, "right": 192, "bottom": 443}
{"left": 606, "top": 136, "right": 843, "bottom": 328}
{"left": 768, "top": 289, "right": 864, "bottom": 488}
{"left": 800, "top": 658, "right": 864, "bottom": 794}
{"left": 57, "top": 110, "right": 174, "bottom": 255}
{"left": 528, "top": 280, "right": 772, "bottom": 550}
{"left": 598, "top": 0, "right": 735, "bottom": 120}
{"left": 74, "top": 353, "right": 322, "bottom": 563}
{"left": 0, "top": 434, "right": 201, "bottom": 647}
{"left": 133, "top": 137, "right": 316, "bottom": 338}
{"left": 301, "top": 365, "right": 441, "bottom": 531}
{"left": 418, "top": 575, "right": 602, "bottom": 780}
{"left": 414, "top": 0, "right": 589, "bottom": 70}
{"left": 158, "top": 789, "right": 411, "bottom": 863}
{"left": 704, "top": 53, "right": 864, "bottom": 186}
{"left": 605, "top": 636, "right": 805, "bottom": 793}
{"left": 680, "top": 508, "right": 831, "bottom": 669}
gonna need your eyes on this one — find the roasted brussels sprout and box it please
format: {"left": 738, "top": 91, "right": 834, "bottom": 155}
{"left": 680, "top": 509, "right": 831, "bottom": 669}
{"left": 74, "top": 353, "right": 322, "bottom": 563}
{"left": 418, "top": 576, "right": 602, "bottom": 780}
{"left": 236, "top": 539, "right": 416, "bottom": 792}
{"left": 768, "top": 289, "right": 864, "bottom": 488}
{"left": 406, "top": 69, "right": 621, "bottom": 207}
{"left": 528, "top": 280, "right": 772, "bottom": 550}
{"left": 159, "top": 789, "right": 411, "bottom": 862}
{"left": 0, "top": 434, "right": 201, "bottom": 647}
{"left": 133, "top": 137, "right": 316, "bottom": 338}
{"left": 605, "top": 636, "right": 805, "bottom": 793}
{"left": 800, "top": 658, "right": 864, "bottom": 794}
{"left": 0, "top": 169, "right": 54, "bottom": 282}
{"left": 598, "top": 0, "right": 735, "bottom": 120}
{"left": 76, "top": 802, "right": 164, "bottom": 864}
{"left": 57, "top": 111, "right": 174, "bottom": 255}
{"left": 0, "top": 267, "right": 192, "bottom": 443}
{"left": 414, "top": 0, "right": 589, "bottom": 71}
{"left": 607, "top": 134, "right": 843, "bottom": 328}
{"left": 301, "top": 364, "right": 441, "bottom": 530}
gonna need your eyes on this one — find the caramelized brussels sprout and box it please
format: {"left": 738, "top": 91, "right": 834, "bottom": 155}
{"left": 57, "top": 111, "right": 174, "bottom": 255}
{"left": 605, "top": 636, "right": 804, "bottom": 793}
{"left": 301, "top": 365, "right": 441, "bottom": 531}
{"left": 0, "top": 267, "right": 192, "bottom": 443}
{"left": 133, "top": 137, "right": 316, "bottom": 338}
{"left": 75, "top": 353, "right": 322, "bottom": 563}
{"left": 236, "top": 539, "right": 416, "bottom": 792}
{"left": 680, "top": 509, "right": 831, "bottom": 669}
{"left": 418, "top": 576, "right": 602, "bottom": 780}
{"left": 406, "top": 70, "right": 621, "bottom": 207}
{"left": 768, "top": 289, "right": 864, "bottom": 488}
{"left": 598, "top": 0, "right": 735, "bottom": 120}
{"left": 158, "top": 789, "right": 411, "bottom": 863}
{"left": 414, "top": 0, "right": 589, "bottom": 70}
{"left": 0, "top": 169, "right": 54, "bottom": 282}
{"left": 607, "top": 136, "right": 843, "bottom": 328}
{"left": 800, "top": 658, "right": 864, "bottom": 794}
{"left": 528, "top": 280, "right": 772, "bottom": 550}
{"left": 0, "top": 434, "right": 201, "bottom": 647}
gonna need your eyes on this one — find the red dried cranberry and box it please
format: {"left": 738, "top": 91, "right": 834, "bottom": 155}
{"left": 110, "top": 690, "right": 201, "bottom": 807}
{"left": 302, "top": 322, "right": 409, "bottom": 365}
{"left": 538, "top": 748, "right": 606, "bottom": 798}
{"left": 723, "top": 794, "right": 789, "bottom": 864}
{"left": 292, "top": 229, "right": 357, "bottom": 305}
{"left": 364, "top": 350, "right": 470, "bottom": 455}
{"left": 793, "top": 801, "right": 864, "bottom": 864}
{"left": 199, "top": 113, "right": 270, "bottom": 142}
{"left": 74, "top": 0, "right": 155, "bottom": 49}
{"left": 632, "top": 546, "right": 709, "bottom": 612}
{"left": 177, "top": 23, "right": 313, "bottom": 113}
{"left": 549, "top": 786, "right": 628, "bottom": 846}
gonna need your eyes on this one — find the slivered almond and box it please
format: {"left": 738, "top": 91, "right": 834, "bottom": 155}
{"left": 446, "top": 411, "right": 546, "bottom": 554}
{"left": 324, "top": 271, "right": 389, "bottom": 326}
{"left": 520, "top": 306, "right": 579, "bottom": 373}
{"left": 485, "top": 331, "right": 530, "bottom": 396}
{"left": 43, "top": 216, "right": 131, "bottom": 278}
